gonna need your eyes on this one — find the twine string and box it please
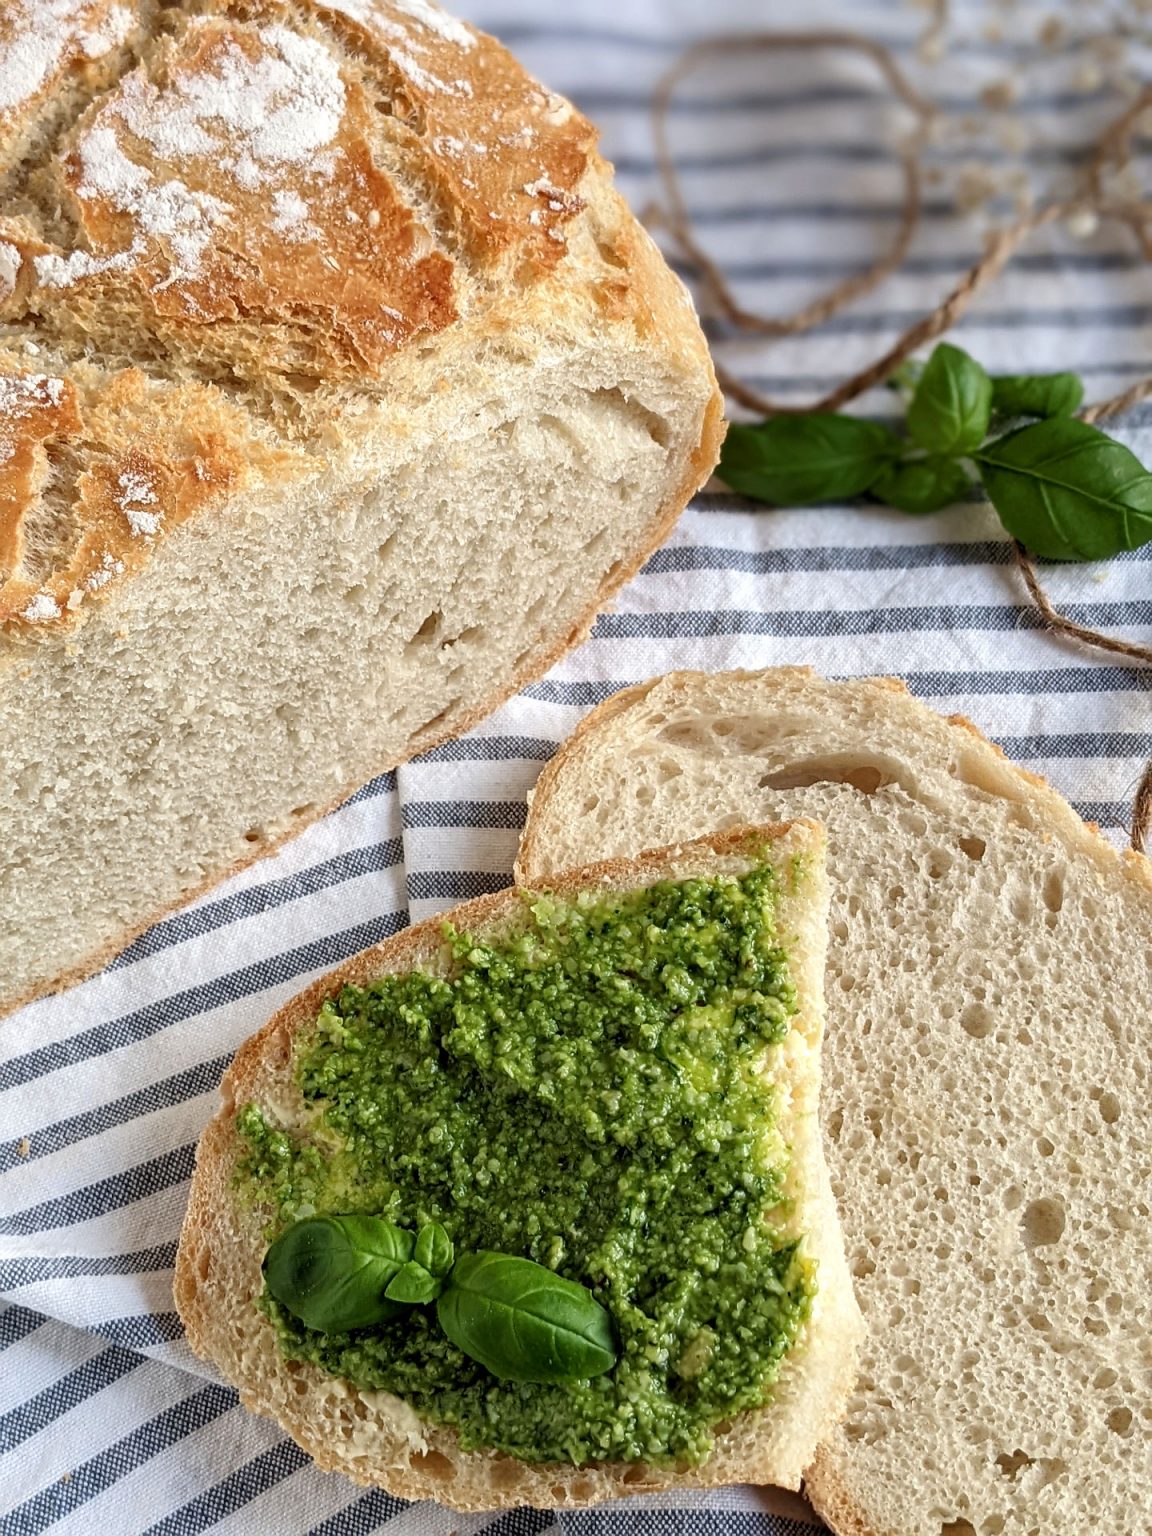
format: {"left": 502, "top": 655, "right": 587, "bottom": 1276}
{"left": 651, "top": 46, "right": 1152, "bottom": 849}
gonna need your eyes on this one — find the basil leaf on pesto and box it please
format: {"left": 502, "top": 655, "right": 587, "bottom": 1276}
{"left": 263, "top": 1215, "right": 413, "bottom": 1333}
{"left": 414, "top": 1222, "right": 454, "bottom": 1279}
{"left": 437, "top": 1252, "right": 617, "bottom": 1384}
{"left": 385, "top": 1259, "right": 445, "bottom": 1306}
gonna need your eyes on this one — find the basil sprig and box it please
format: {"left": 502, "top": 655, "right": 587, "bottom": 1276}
{"left": 263, "top": 1215, "right": 412, "bottom": 1332}
{"left": 262, "top": 1216, "right": 618, "bottom": 1385}
{"left": 437, "top": 1252, "right": 618, "bottom": 1384}
{"left": 718, "top": 342, "right": 1152, "bottom": 562}
{"left": 384, "top": 1220, "right": 454, "bottom": 1304}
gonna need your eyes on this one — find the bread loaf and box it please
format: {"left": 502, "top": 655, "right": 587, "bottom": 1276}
{"left": 517, "top": 668, "right": 1152, "bottom": 1536}
{"left": 175, "top": 824, "right": 863, "bottom": 1510}
{"left": 0, "top": 0, "right": 722, "bottom": 1018}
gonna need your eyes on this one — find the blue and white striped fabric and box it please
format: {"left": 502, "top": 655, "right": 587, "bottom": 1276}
{"left": 3, "top": 1, "right": 1150, "bottom": 1531}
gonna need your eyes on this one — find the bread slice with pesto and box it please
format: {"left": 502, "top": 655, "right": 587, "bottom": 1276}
{"left": 175, "top": 825, "right": 863, "bottom": 1511}
{"left": 516, "top": 668, "right": 1152, "bottom": 1535}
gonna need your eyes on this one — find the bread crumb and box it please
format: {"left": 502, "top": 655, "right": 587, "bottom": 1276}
{"left": 17, "top": 1136, "right": 30, "bottom": 1158}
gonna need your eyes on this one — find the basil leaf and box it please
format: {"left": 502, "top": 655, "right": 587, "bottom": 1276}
{"left": 719, "top": 415, "right": 901, "bottom": 506}
{"left": 414, "top": 1222, "right": 453, "bottom": 1279}
{"left": 263, "top": 1215, "right": 413, "bottom": 1333}
{"left": 871, "top": 456, "right": 973, "bottom": 514}
{"left": 990, "top": 371, "right": 1084, "bottom": 420}
{"left": 975, "top": 418, "right": 1152, "bottom": 560}
{"left": 906, "top": 342, "right": 993, "bottom": 455}
{"left": 385, "top": 1260, "right": 444, "bottom": 1305}
{"left": 437, "top": 1252, "right": 618, "bottom": 1384}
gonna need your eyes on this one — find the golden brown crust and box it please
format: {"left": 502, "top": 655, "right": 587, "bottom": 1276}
{"left": 4, "top": 0, "right": 597, "bottom": 379}
{"left": 175, "top": 822, "right": 858, "bottom": 1510}
{"left": 37, "top": 15, "right": 460, "bottom": 365}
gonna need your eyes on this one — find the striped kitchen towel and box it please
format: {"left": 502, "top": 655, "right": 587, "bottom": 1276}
{"left": 3, "top": 0, "right": 1151, "bottom": 1531}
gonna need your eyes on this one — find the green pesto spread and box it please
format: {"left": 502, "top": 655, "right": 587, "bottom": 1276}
{"left": 235, "top": 866, "right": 815, "bottom": 1467}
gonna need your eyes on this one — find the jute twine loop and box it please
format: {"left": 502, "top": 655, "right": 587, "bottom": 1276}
{"left": 651, "top": 45, "right": 1152, "bottom": 850}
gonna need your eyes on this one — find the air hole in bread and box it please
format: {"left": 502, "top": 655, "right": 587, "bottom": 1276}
{"left": 377, "top": 533, "right": 398, "bottom": 563}
{"left": 658, "top": 721, "right": 716, "bottom": 750}
{"left": 487, "top": 1461, "right": 521, "bottom": 1490}
{"left": 960, "top": 1003, "right": 994, "bottom": 1040}
{"left": 940, "top": 1518, "right": 977, "bottom": 1535}
{"left": 759, "top": 757, "right": 900, "bottom": 795}
{"left": 958, "top": 835, "right": 986, "bottom": 861}
{"left": 443, "top": 624, "right": 485, "bottom": 649}
{"left": 995, "top": 1449, "right": 1034, "bottom": 1478}
{"left": 409, "top": 610, "right": 443, "bottom": 646}
{"left": 407, "top": 1450, "right": 455, "bottom": 1481}
{"left": 581, "top": 526, "right": 610, "bottom": 561}
{"left": 621, "top": 1462, "right": 653, "bottom": 1484}
{"left": 1021, "top": 1197, "right": 1065, "bottom": 1248}
{"left": 1096, "top": 1091, "right": 1122, "bottom": 1124}
{"left": 594, "top": 388, "right": 672, "bottom": 450}
{"left": 1107, "top": 1406, "right": 1134, "bottom": 1436}
{"left": 242, "top": 827, "right": 264, "bottom": 843}
{"left": 1042, "top": 869, "right": 1064, "bottom": 915}
{"left": 343, "top": 583, "right": 368, "bottom": 608}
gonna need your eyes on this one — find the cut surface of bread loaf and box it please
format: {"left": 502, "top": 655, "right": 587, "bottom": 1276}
{"left": 175, "top": 825, "right": 863, "bottom": 1511}
{"left": 0, "top": 0, "right": 722, "bottom": 1019}
{"left": 517, "top": 668, "right": 1152, "bottom": 1536}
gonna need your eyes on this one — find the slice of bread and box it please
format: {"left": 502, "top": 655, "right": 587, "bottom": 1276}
{"left": 175, "top": 824, "right": 863, "bottom": 1511}
{"left": 517, "top": 668, "right": 1152, "bottom": 1535}
{"left": 0, "top": 0, "right": 722, "bottom": 1019}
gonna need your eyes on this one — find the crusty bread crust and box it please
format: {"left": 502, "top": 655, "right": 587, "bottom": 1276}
{"left": 175, "top": 825, "right": 862, "bottom": 1511}
{"left": 0, "top": 167, "right": 724, "bottom": 1025}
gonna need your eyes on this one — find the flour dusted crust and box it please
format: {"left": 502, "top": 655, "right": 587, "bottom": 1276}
{"left": 0, "top": 0, "right": 600, "bottom": 637}
{"left": 175, "top": 827, "right": 863, "bottom": 1511}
